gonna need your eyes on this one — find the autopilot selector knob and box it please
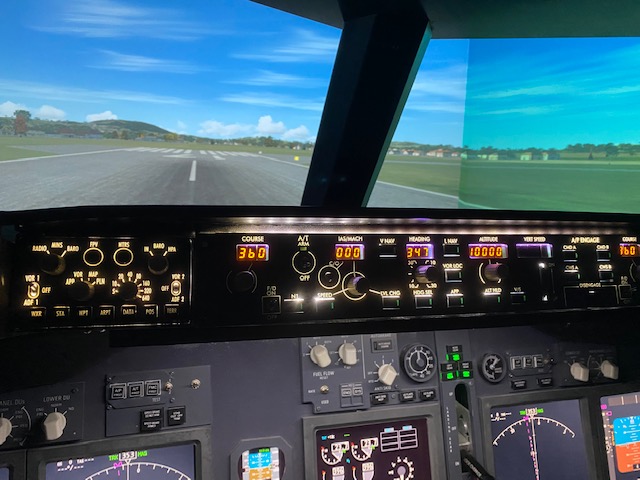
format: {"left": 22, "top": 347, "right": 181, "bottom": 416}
{"left": 338, "top": 343, "right": 358, "bottom": 366}
{"left": 600, "top": 360, "right": 619, "bottom": 380}
{"left": 347, "top": 275, "right": 370, "bottom": 296}
{"left": 42, "top": 412, "right": 66, "bottom": 441}
{"left": 228, "top": 270, "right": 257, "bottom": 294}
{"left": 378, "top": 363, "right": 398, "bottom": 386}
{"left": 484, "top": 263, "right": 509, "bottom": 282}
{"left": 310, "top": 345, "right": 332, "bottom": 368}
{"left": 570, "top": 362, "right": 590, "bottom": 382}
{"left": 0, "top": 417, "right": 12, "bottom": 445}
{"left": 40, "top": 253, "right": 66, "bottom": 275}
{"left": 68, "top": 281, "right": 95, "bottom": 302}
{"left": 414, "top": 265, "right": 439, "bottom": 284}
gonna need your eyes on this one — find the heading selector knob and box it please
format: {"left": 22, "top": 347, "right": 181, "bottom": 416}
{"left": 310, "top": 345, "right": 332, "bottom": 368}
{"left": 414, "top": 265, "right": 439, "bottom": 284}
{"left": 484, "top": 263, "right": 509, "bottom": 282}
{"left": 347, "top": 275, "right": 370, "bottom": 296}
{"left": 42, "top": 412, "right": 67, "bottom": 441}
{"left": 68, "top": 281, "right": 95, "bottom": 302}
{"left": 0, "top": 417, "right": 12, "bottom": 445}
{"left": 378, "top": 363, "right": 398, "bottom": 386}
{"left": 40, "top": 253, "right": 66, "bottom": 275}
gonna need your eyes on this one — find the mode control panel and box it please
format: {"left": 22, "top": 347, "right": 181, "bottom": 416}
{"left": 12, "top": 237, "right": 191, "bottom": 329}
{"left": 201, "top": 231, "right": 640, "bottom": 323}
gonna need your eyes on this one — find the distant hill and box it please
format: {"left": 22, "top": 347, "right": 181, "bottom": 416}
{"left": 90, "top": 120, "right": 170, "bottom": 135}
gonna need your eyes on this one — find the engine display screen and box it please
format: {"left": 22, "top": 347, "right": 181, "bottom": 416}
{"left": 236, "top": 244, "right": 269, "bottom": 262}
{"left": 238, "top": 447, "right": 283, "bottom": 480}
{"left": 45, "top": 444, "right": 195, "bottom": 480}
{"left": 619, "top": 244, "right": 640, "bottom": 257}
{"left": 0, "top": 467, "right": 9, "bottom": 480}
{"left": 490, "top": 400, "right": 589, "bottom": 480}
{"left": 469, "top": 244, "right": 508, "bottom": 259}
{"left": 601, "top": 391, "right": 640, "bottom": 479}
{"left": 406, "top": 244, "right": 434, "bottom": 260}
{"left": 335, "top": 244, "right": 365, "bottom": 261}
{"left": 315, "top": 418, "right": 431, "bottom": 480}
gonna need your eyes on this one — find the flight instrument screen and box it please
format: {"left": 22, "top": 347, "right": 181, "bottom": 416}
{"left": 315, "top": 417, "right": 431, "bottom": 480}
{"left": 601, "top": 391, "right": 640, "bottom": 479}
{"left": 0, "top": 467, "right": 9, "bottom": 480}
{"left": 490, "top": 399, "right": 589, "bottom": 480}
{"left": 45, "top": 443, "right": 195, "bottom": 480}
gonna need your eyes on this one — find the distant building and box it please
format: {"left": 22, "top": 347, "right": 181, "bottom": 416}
{"left": 520, "top": 152, "right": 533, "bottom": 161}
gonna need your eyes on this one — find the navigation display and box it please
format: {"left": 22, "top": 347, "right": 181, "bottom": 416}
{"left": 45, "top": 444, "right": 195, "bottom": 480}
{"left": 601, "top": 391, "right": 640, "bottom": 479}
{"left": 0, "top": 467, "right": 9, "bottom": 480}
{"left": 490, "top": 399, "right": 589, "bottom": 480}
{"left": 315, "top": 418, "right": 430, "bottom": 480}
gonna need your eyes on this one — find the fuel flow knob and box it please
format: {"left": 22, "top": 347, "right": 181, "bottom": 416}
{"left": 310, "top": 345, "right": 332, "bottom": 368}
{"left": 338, "top": 343, "right": 358, "bottom": 366}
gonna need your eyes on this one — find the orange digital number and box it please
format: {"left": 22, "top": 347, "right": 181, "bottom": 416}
{"left": 238, "top": 247, "right": 247, "bottom": 260}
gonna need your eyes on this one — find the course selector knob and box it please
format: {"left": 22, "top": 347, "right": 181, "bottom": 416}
{"left": 68, "top": 281, "right": 95, "bottom": 302}
{"left": 570, "top": 362, "right": 590, "bottom": 382}
{"left": 338, "top": 343, "right": 358, "bottom": 366}
{"left": 310, "top": 345, "right": 332, "bottom": 368}
{"left": 414, "top": 265, "right": 439, "bottom": 284}
{"left": 229, "top": 270, "right": 257, "bottom": 294}
{"left": 0, "top": 417, "right": 11, "bottom": 445}
{"left": 378, "top": 363, "right": 398, "bottom": 386}
{"left": 42, "top": 412, "right": 67, "bottom": 441}
{"left": 484, "top": 263, "right": 509, "bottom": 282}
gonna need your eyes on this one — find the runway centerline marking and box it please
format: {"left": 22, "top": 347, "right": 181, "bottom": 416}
{"left": 189, "top": 160, "right": 197, "bottom": 182}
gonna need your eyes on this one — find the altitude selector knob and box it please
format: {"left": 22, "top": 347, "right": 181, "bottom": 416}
{"left": 378, "top": 363, "right": 398, "bottom": 386}
{"left": 414, "top": 265, "right": 439, "bottom": 284}
{"left": 118, "top": 281, "right": 139, "bottom": 301}
{"left": 0, "top": 417, "right": 12, "bottom": 445}
{"left": 484, "top": 263, "right": 509, "bottom": 282}
{"left": 68, "top": 281, "right": 95, "bottom": 302}
{"left": 40, "top": 253, "right": 66, "bottom": 275}
{"left": 228, "top": 270, "right": 257, "bottom": 294}
{"left": 310, "top": 345, "right": 332, "bottom": 368}
{"left": 338, "top": 343, "right": 358, "bottom": 366}
{"left": 347, "top": 275, "right": 370, "bottom": 296}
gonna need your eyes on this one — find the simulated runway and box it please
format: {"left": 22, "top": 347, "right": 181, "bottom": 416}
{"left": 0, "top": 145, "right": 459, "bottom": 210}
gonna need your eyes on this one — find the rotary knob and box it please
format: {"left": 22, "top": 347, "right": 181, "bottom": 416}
{"left": 378, "top": 363, "right": 398, "bottom": 386}
{"left": 484, "top": 263, "right": 509, "bottom": 282}
{"left": 600, "top": 360, "right": 619, "bottom": 380}
{"left": 40, "top": 253, "right": 66, "bottom": 275}
{"left": 148, "top": 255, "right": 169, "bottom": 275}
{"left": 42, "top": 412, "right": 67, "bottom": 441}
{"left": 0, "top": 417, "right": 12, "bottom": 445}
{"left": 118, "top": 281, "right": 139, "bottom": 301}
{"left": 414, "top": 265, "right": 439, "bottom": 283}
{"left": 68, "top": 281, "right": 95, "bottom": 302}
{"left": 228, "top": 270, "right": 257, "bottom": 294}
{"left": 347, "top": 275, "right": 370, "bottom": 296}
{"left": 338, "top": 343, "right": 358, "bottom": 366}
{"left": 570, "top": 362, "right": 590, "bottom": 382}
{"left": 310, "top": 345, "right": 332, "bottom": 368}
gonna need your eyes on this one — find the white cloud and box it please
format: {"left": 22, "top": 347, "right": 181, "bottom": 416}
{"left": 35, "top": 105, "right": 66, "bottom": 120}
{"left": 406, "top": 101, "right": 465, "bottom": 114}
{"left": 475, "top": 85, "right": 575, "bottom": 100}
{"left": 35, "top": 0, "right": 216, "bottom": 40}
{"left": 198, "top": 120, "right": 253, "bottom": 138}
{"left": 256, "top": 115, "right": 286, "bottom": 135}
{"left": 233, "top": 29, "right": 339, "bottom": 63}
{"left": 86, "top": 110, "right": 118, "bottom": 122}
{"left": 176, "top": 120, "right": 188, "bottom": 133}
{"left": 0, "top": 101, "right": 27, "bottom": 117}
{"left": 232, "top": 70, "right": 322, "bottom": 88}
{"left": 412, "top": 64, "right": 468, "bottom": 100}
{"left": 221, "top": 93, "right": 324, "bottom": 112}
{"left": 282, "top": 125, "right": 312, "bottom": 142}
{"left": 94, "top": 50, "right": 203, "bottom": 74}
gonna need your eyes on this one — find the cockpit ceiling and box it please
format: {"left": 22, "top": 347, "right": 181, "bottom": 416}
{"left": 252, "top": 0, "right": 640, "bottom": 38}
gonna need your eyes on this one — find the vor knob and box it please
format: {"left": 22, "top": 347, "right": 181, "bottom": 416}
{"left": 484, "top": 263, "right": 509, "bottom": 282}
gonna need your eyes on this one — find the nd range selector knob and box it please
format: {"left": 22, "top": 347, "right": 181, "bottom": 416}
{"left": 68, "top": 280, "right": 95, "bottom": 302}
{"left": 484, "top": 263, "right": 509, "bottom": 282}
{"left": 118, "top": 281, "right": 139, "bottom": 301}
{"left": 42, "top": 412, "right": 67, "bottom": 441}
{"left": 228, "top": 270, "right": 257, "bottom": 294}
{"left": 338, "top": 343, "right": 358, "bottom": 366}
{"left": 378, "top": 363, "right": 398, "bottom": 386}
{"left": 310, "top": 345, "right": 332, "bottom": 368}
{"left": 347, "top": 275, "right": 370, "bottom": 296}
{"left": 414, "top": 265, "right": 439, "bottom": 284}
{"left": 40, "top": 253, "right": 66, "bottom": 275}
{"left": 0, "top": 417, "right": 12, "bottom": 445}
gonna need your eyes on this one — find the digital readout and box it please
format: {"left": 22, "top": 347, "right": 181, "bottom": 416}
{"left": 619, "top": 243, "right": 640, "bottom": 257}
{"left": 469, "top": 244, "right": 508, "bottom": 259}
{"left": 236, "top": 244, "right": 269, "bottom": 261}
{"left": 335, "top": 244, "right": 365, "bottom": 260}
{"left": 406, "top": 243, "right": 434, "bottom": 259}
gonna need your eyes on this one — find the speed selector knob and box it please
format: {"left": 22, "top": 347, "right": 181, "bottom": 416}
{"left": 0, "top": 417, "right": 12, "bottom": 445}
{"left": 570, "top": 362, "right": 590, "bottom": 382}
{"left": 229, "top": 270, "right": 257, "bottom": 294}
{"left": 68, "top": 281, "right": 95, "bottom": 302}
{"left": 118, "top": 281, "right": 139, "bottom": 301}
{"left": 310, "top": 345, "right": 332, "bottom": 368}
{"left": 42, "top": 412, "right": 67, "bottom": 441}
{"left": 484, "top": 263, "right": 509, "bottom": 282}
{"left": 40, "top": 253, "right": 66, "bottom": 275}
{"left": 338, "top": 343, "right": 358, "bottom": 366}
{"left": 347, "top": 276, "right": 370, "bottom": 296}
{"left": 378, "top": 363, "right": 398, "bottom": 386}
{"left": 414, "top": 265, "right": 439, "bottom": 284}
{"left": 600, "top": 360, "right": 619, "bottom": 380}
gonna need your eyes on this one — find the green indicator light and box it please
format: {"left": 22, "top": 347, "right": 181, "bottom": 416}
{"left": 460, "top": 298, "right": 464, "bottom": 305}
{"left": 497, "top": 297, "right": 501, "bottom": 303}
{"left": 452, "top": 353, "right": 461, "bottom": 362}
{"left": 462, "top": 371, "right": 471, "bottom": 378}
{"left": 519, "top": 410, "right": 526, "bottom": 415}
{"left": 447, "top": 372, "right": 455, "bottom": 380}
{"left": 538, "top": 408, "right": 544, "bottom": 413}
{"left": 108, "top": 455, "right": 118, "bottom": 461}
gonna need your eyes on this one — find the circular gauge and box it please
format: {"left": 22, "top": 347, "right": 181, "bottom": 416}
{"left": 320, "top": 445, "right": 342, "bottom": 466}
{"left": 480, "top": 353, "right": 507, "bottom": 383}
{"left": 388, "top": 456, "right": 415, "bottom": 480}
{"left": 350, "top": 437, "right": 378, "bottom": 462}
{"left": 402, "top": 344, "right": 436, "bottom": 383}
{"left": 86, "top": 462, "right": 192, "bottom": 479}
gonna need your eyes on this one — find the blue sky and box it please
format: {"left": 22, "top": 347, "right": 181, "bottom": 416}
{"left": 0, "top": 0, "right": 468, "bottom": 145}
{"left": 464, "top": 37, "right": 640, "bottom": 149}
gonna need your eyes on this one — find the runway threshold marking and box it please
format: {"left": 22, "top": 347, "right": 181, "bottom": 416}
{"left": 189, "top": 160, "right": 197, "bottom": 182}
